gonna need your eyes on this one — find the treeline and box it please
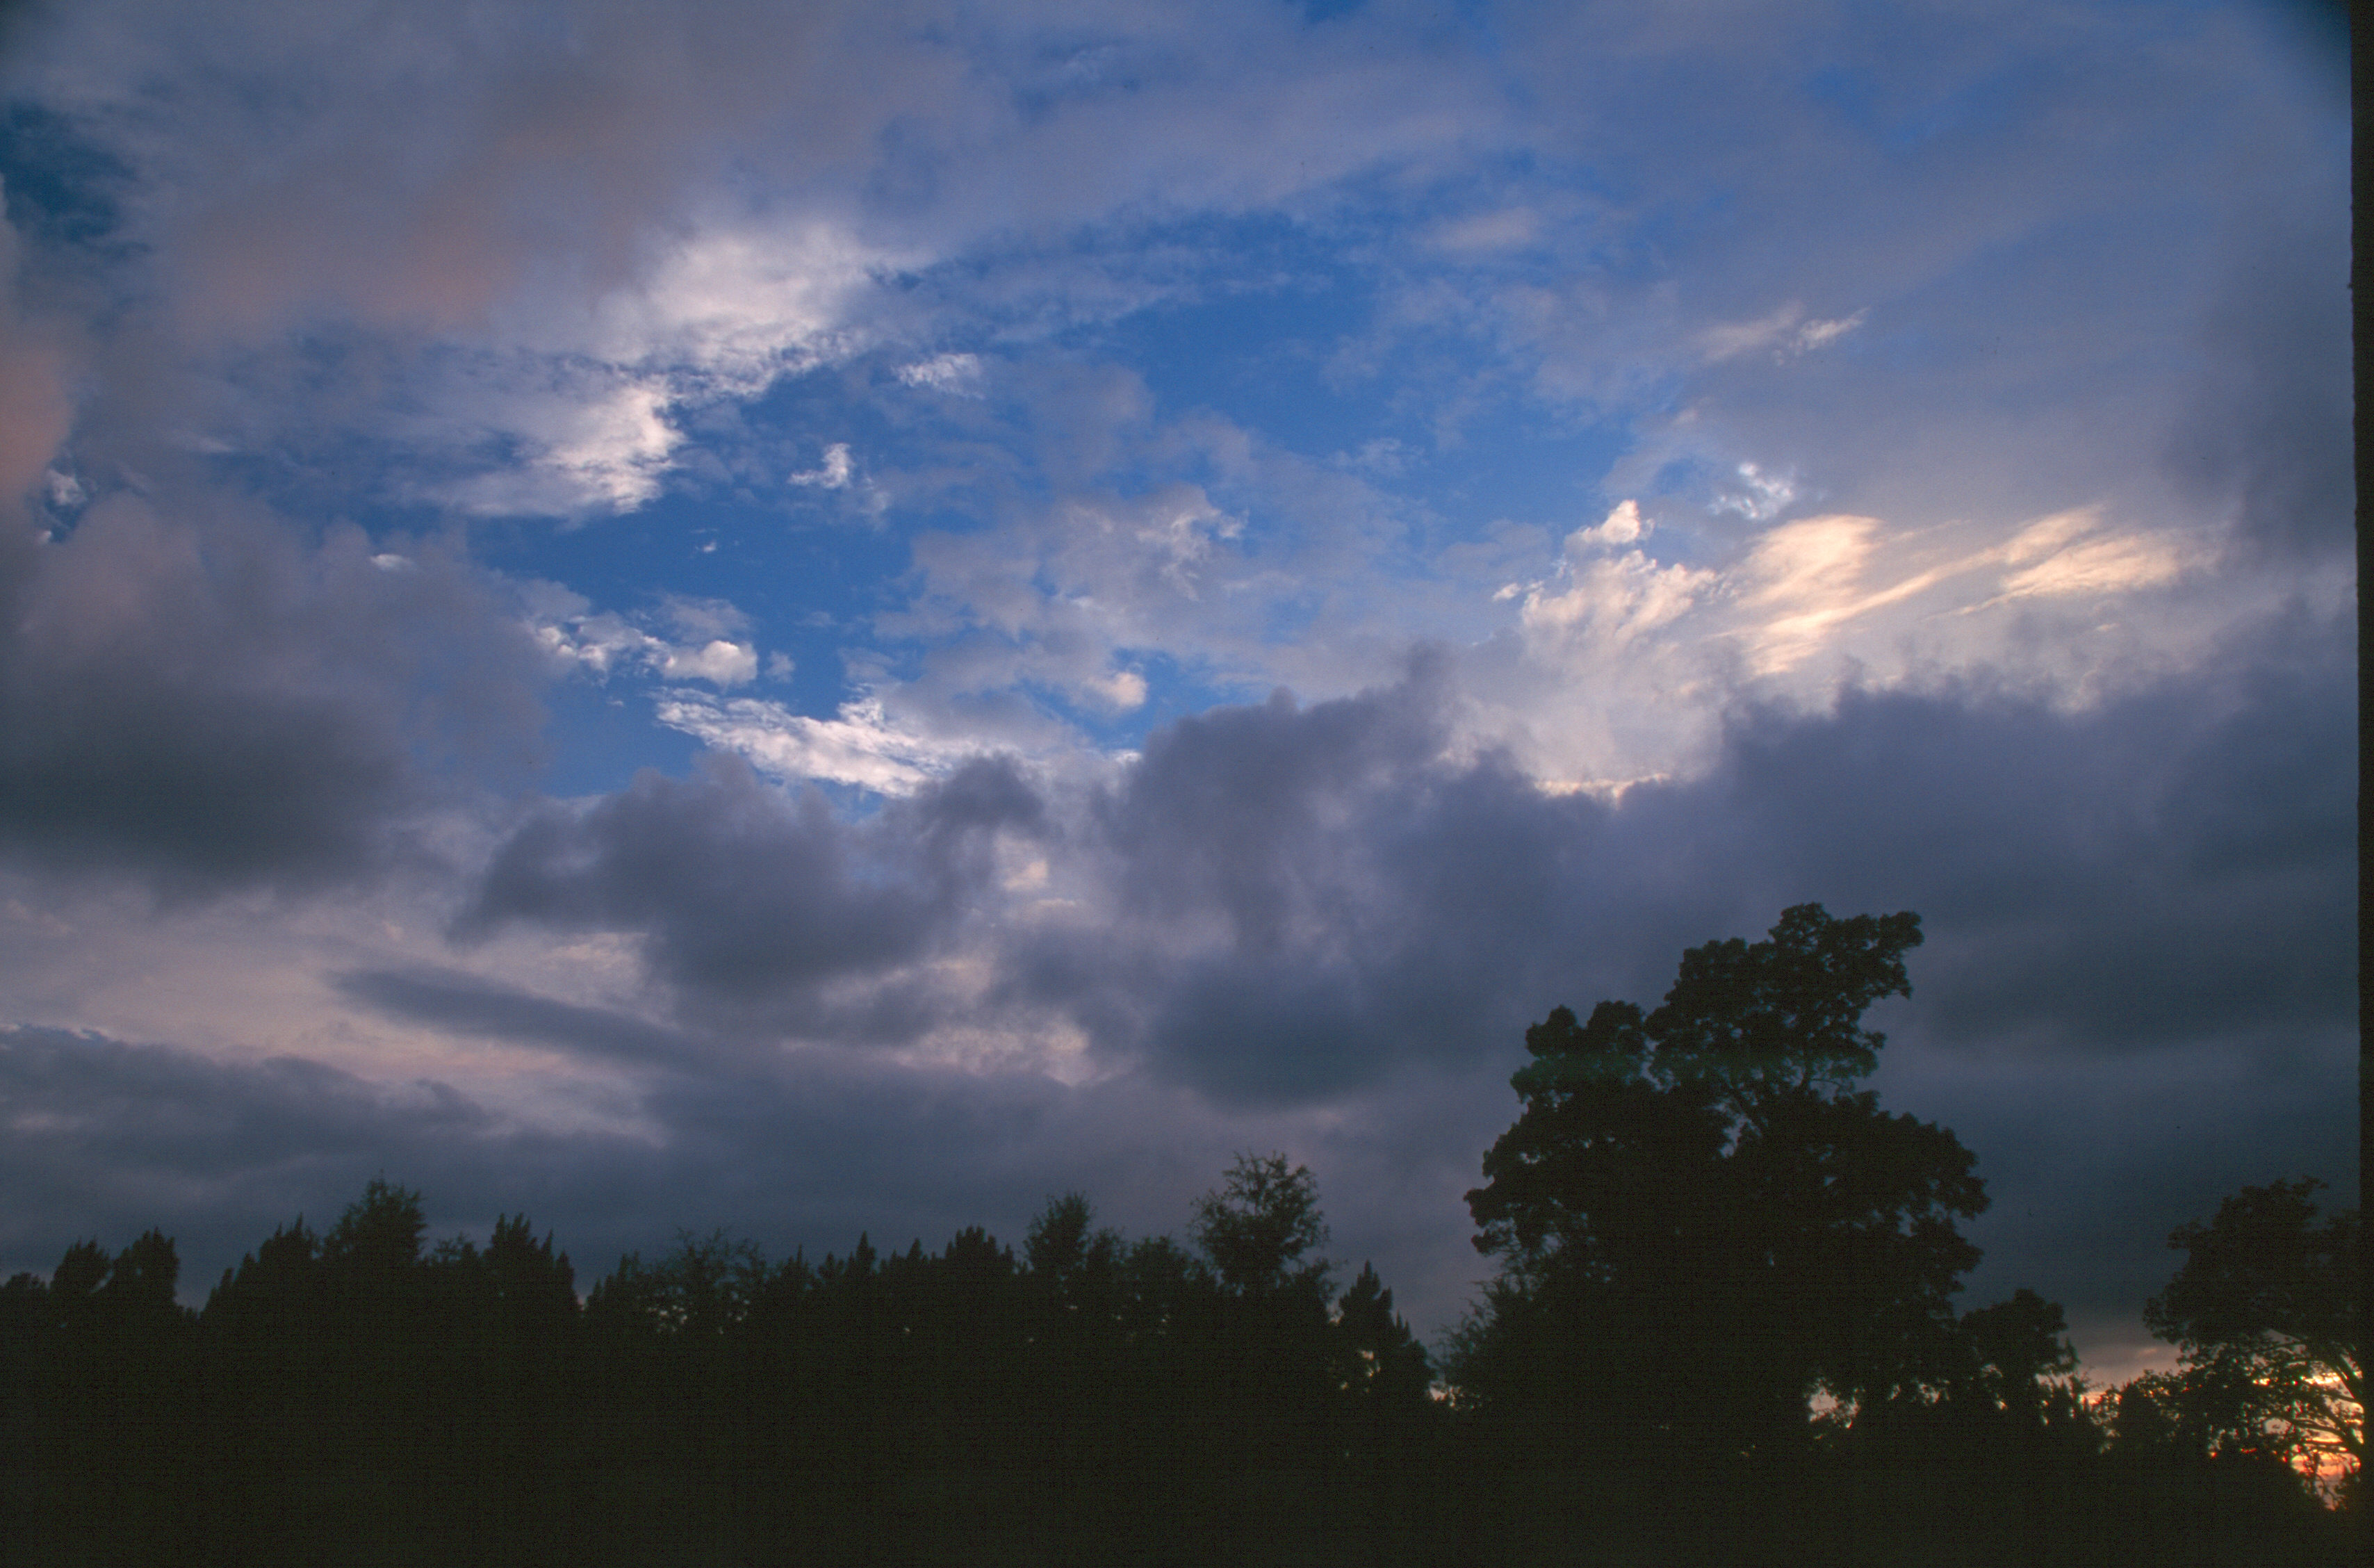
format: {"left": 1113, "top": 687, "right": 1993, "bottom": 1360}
{"left": 2, "top": 1159, "right": 1441, "bottom": 1567}
{"left": 1, "top": 908, "right": 2357, "bottom": 1565}
{"left": 1, "top": 1171, "right": 2349, "bottom": 1566}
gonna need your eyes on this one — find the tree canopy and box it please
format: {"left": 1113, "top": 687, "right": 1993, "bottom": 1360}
{"left": 1455, "top": 904, "right": 1987, "bottom": 1449}
{"left": 2143, "top": 1176, "right": 2361, "bottom": 1473}
{"left": 1190, "top": 1152, "right": 1332, "bottom": 1301}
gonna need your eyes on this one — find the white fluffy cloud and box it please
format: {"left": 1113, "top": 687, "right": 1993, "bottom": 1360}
{"left": 653, "top": 694, "right": 974, "bottom": 794}
{"left": 527, "top": 584, "right": 760, "bottom": 688}
{"left": 898, "top": 352, "right": 986, "bottom": 398}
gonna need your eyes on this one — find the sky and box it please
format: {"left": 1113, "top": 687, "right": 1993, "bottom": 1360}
{"left": 0, "top": 0, "right": 2351, "bottom": 1384}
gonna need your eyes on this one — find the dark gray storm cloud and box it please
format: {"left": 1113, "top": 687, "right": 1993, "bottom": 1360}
{"left": 332, "top": 965, "right": 707, "bottom": 1070}
{"left": 0, "top": 503, "right": 546, "bottom": 897}
{"left": 2166, "top": 226, "right": 2354, "bottom": 560}
{"left": 1008, "top": 607, "right": 2354, "bottom": 1110}
{"left": 459, "top": 751, "right": 1043, "bottom": 1034}
{"left": 1010, "top": 673, "right": 1642, "bottom": 1104}
{"left": 0, "top": 1024, "right": 505, "bottom": 1271}
{"left": 481, "top": 604, "right": 2349, "bottom": 1120}
{"left": 1685, "top": 611, "right": 2355, "bottom": 1058}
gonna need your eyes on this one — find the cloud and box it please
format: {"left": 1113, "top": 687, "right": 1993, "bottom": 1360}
{"left": 2164, "top": 222, "right": 2352, "bottom": 560}
{"left": 1436, "top": 0, "right": 2346, "bottom": 606}
{"left": 787, "top": 441, "right": 856, "bottom": 489}
{"left": 987, "top": 605, "right": 2352, "bottom": 1111}
{"left": 0, "top": 8, "right": 923, "bottom": 518}
{"left": 1729, "top": 512, "right": 1963, "bottom": 674}
{"left": 331, "top": 965, "right": 708, "bottom": 1072}
{"left": 457, "top": 751, "right": 1043, "bottom": 1033}
{"left": 525, "top": 582, "right": 759, "bottom": 688}
{"left": 1520, "top": 545, "right": 1712, "bottom": 651}
{"left": 0, "top": 0, "right": 1505, "bottom": 521}
{"left": 0, "top": 1026, "right": 505, "bottom": 1259}
{"left": 0, "top": 0, "right": 2344, "bottom": 1384}
{"left": 1711, "top": 462, "right": 1799, "bottom": 521}
{"left": 1737, "top": 514, "right": 1876, "bottom": 608}
{"left": 0, "top": 498, "right": 545, "bottom": 896}
{"left": 1428, "top": 208, "right": 1539, "bottom": 254}
{"left": 657, "top": 640, "right": 760, "bottom": 686}
{"left": 0, "top": 1011, "right": 1449, "bottom": 1330}
{"left": 999, "top": 667, "right": 1655, "bottom": 1105}
{"left": 978, "top": 612, "right": 2348, "bottom": 1351}
{"left": 0, "top": 1020, "right": 1208, "bottom": 1314}
{"left": 0, "top": 605, "right": 2348, "bottom": 1360}
{"left": 876, "top": 476, "right": 1277, "bottom": 726}
{"left": 1995, "top": 518, "right": 2188, "bottom": 602}
{"left": 1673, "top": 619, "right": 2355, "bottom": 1059}
{"left": 0, "top": 209, "right": 72, "bottom": 509}
{"left": 1697, "top": 302, "right": 1867, "bottom": 364}
{"left": 652, "top": 694, "right": 974, "bottom": 794}
{"left": 336, "top": 218, "right": 904, "bottom": 518}
{"left": 1884, "top": 1034, "right": 2354, "bottom": 1382}
{"left": 897, "top": 352, "right": 986, "bottom": 397}
{"left": 1568, "top": 499, "right": 1646, "bottom": 550}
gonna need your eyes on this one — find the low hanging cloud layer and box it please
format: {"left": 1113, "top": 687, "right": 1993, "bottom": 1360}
{"left": 0, "top": 0, "right": 2348, "bottom": 1379}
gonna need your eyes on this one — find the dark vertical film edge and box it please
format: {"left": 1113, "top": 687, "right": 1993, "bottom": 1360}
{"left": 2355, "top": 0, "right": 2372, "bottom": 1560}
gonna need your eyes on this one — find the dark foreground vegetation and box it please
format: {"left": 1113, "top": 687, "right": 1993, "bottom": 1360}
{"left": 2, "top": 909, "right": 2355, "bottom": 1566}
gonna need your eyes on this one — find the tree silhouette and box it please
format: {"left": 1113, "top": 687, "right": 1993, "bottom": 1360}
{"left": 322, "top": 1177, "right": 427, "bottom": 1278}
{"left": 3, "top": 1232, "right": 195, "bottom": 1415}
{"left": 589, "top": 1229, "right": 766, "bottom": 1342}
{"left": 24, "top": 1157, "right": 2359, "bottom": 1563}
{"left": 1331, "top": 1263, "right": 1431, "bottom": 1414}
{"left": 1182, "top": 1150, "right": 1339, "bottom": 1492}
{"left": 1956, "top": 1288, "right": 2084, "bottom": 1430}
{"left": 318, "top": 1177, "right": 434, "bottom": 1415}
{"left": 2144, "top": 1177, "right": 2361, "bottom": 1476}
{"left": 1191, "top": 1153, "right": 1332, "bottom": 1302}
{"left": 47, "top": 1239, "right": 112, "bottom": 1333}
{"left": 1455, "top": 905, "right": 1987, "bottom": 1452}
{"left": 0, "top": 1267, "right": 48, "bottom": 1402}
{"left": 201, "top": 1216, "right": 329, "bottom": 1422}
{"left": 1026, "top": 1192, "right": 1118, "bottom": 1286}
{"left": 468, "top": 1213, "right": 578, "bottom": 1362}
